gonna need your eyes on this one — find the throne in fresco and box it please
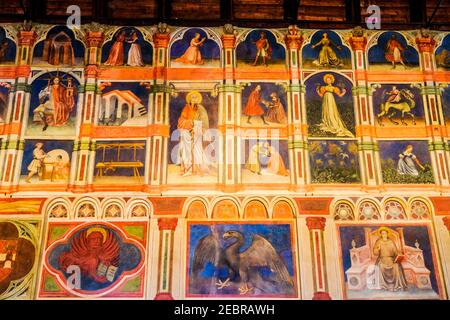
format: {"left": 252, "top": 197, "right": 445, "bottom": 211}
{"left": 345, "top": 227, "right": 432, "bottom": 291}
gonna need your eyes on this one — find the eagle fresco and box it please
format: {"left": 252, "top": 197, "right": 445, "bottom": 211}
{"left": 191, "top": 228, "right": 294, "bottom": 295}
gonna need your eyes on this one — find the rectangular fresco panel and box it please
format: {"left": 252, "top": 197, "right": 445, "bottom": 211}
{"left": 187, "top": 221, "right": 298, "bottom": 298}
{"left": 241, "top": 139, "right": 289, "bottom": 183}
{"left": 93, "top": 140, "right": 146, "bottom": 185}
{"left": 20, "top": 140, "right": 73, "bottom": 185}
{"left": 378, "top": 140, "right": 434, "bottom": 184}
{"left": 168, "top": 88, "right": 219, "bottom": 184}
{"left": 309, "top": 139, "right": 360, "bottom": 183}
{"left": 338, "top": 224, "right": 443, "bottom": 299}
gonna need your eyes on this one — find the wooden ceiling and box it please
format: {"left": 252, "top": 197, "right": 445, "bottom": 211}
{"left": 0, "top": 0, "right": 449, "bottom": 30}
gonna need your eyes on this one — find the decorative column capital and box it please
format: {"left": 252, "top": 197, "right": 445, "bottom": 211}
{"left": 221, "top": 34, "right": 236, "bottom": 49}
{"left": 285, "top": 34, "right": 303, "bottom": 50}
{"left": 158, "top": 218, "right": 178, "bottom": 231}
{"left": 153, "top": 33, "right": 171, "bottom": 48}
{"left": 443, "top": 216, "right": 450, "bottom": 231}
{"left": 349, "top": 36, "right": 367, "bottom": 51}
{"left": 86, "top": 31, "right": 104, "bottom": 48}
{"left": 416, "top": 37, "right": 436, "bottom": 53}
{"left": 18, "top": 31, "right": 37, "bottom": 46}
{"left": 84, "top": 65, "right": 100, "bottom": 78}
{"left": 306, "top": 217, "right": 327, "bottom": 231}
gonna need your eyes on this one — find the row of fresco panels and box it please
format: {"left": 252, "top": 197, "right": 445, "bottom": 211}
{"left": 12, "top": 138, "right": 435, "bottom": 186}
{"left": 1, "top": 77, "right": 446, "bottom": 139}
{"left": 0, "top": 219, "right": 444, "bottom": 299}
{"left": 0, "top": 26, "right": 449, "bottom": 70}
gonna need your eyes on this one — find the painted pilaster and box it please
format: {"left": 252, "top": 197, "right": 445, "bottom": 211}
{"left": 85, "top": 31, "right": 104, "bottom": 65}
{"left": 306, "top": 216, "right": 332, "bottom": 300}
{"left": 285, "top": 26, "right": 307, "bottom": 190}
{"left": 154, "top": 217, "right": 178, "bottom": 300}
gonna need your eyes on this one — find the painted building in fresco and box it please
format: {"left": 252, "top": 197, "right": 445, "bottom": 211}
{"left": 0, "top": 22, "right": 450, "bottom": 300}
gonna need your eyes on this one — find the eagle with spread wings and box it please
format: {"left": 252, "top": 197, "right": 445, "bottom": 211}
{"left": 192, "top": 229, "right": 293, "bottom": 295}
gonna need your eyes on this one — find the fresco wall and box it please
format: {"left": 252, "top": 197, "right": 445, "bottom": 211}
{"left": 0, "top": 22, "right": 449, "bottom": 299}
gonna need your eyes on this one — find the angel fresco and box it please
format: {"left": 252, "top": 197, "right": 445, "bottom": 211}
{"left": 58, "top": 227, "right": 120, "bottom": 284}
{"left": 189, "top": 226, "right": 295, "bottom": 296}
{"left": 47, "top": 224, "right": 144, "bottom": 293}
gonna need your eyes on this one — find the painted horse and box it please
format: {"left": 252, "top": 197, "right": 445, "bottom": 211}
{"left": 377, "top": 89, "right": 416, "bottom": 126}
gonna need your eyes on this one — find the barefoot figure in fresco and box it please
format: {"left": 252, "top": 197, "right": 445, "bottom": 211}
{"left": 252, "top": 32, "right": 272, "bottom": 66}
{"left": 311, "top": 32, "right": 343, "bottom": 67}
{"left": 385, "top": 34, "right": 407, "bottom": 69}
{"left": 397, "top": 144, "right": 425, "bottom": 177}
{"left": 315, "top": 73, "right": 353, "bottom": 137}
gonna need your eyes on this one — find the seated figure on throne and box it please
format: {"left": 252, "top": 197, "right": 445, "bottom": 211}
{"left": 345, "top": 226, "right": 435, "bottom": 298}
{"left": 373, "top": 227, "right": 408, "bottom": 292}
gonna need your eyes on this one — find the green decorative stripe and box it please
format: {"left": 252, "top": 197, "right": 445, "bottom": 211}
{"left": 429, "top": 141, "right": 446, "bottom": 151}
{"left": 287, "top": 84, "right": 302, "bottom": 92}
{"left": 421, "top": 86, "right": 439, "bottom": 95}
{"left": 289, "top": 140, "right": 308, "bottom": 149}
{"left": 352, "top": 86, "right": 370, "bottom": 96}
{"left": 358, "top": 141, "right": 377, "bottom": 151}
{"left": 0, "top": 140, "right": 7, "bottom": 150}
{"left": 151, "top": 84, "right": 172, "bottom": 94}
{"left": 15, "top": 83, "right": 31, "bottom": 92}
{"left": 84, "top": 83, "right": 97, "bottom": 92}
{"left": 77, "top": 85, "right": 85, "bottom": 93}
{"left": 217, "top": 84, "right": 241, "bottom": 93}
{"left": 162, "top": 232, "right": 169, "bottom": 290}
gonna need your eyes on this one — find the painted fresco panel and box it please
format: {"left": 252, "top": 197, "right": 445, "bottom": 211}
{"left": 338, "top": 224, "right": 443, "bottom": 299}
{"left": 186, "top": 221, "right": 298, "bottom": 298}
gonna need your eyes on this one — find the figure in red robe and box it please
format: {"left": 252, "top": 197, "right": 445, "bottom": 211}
{"left": 252, "top": 32, "right": 272, "bottom": 66}
{"left": 104, "top": 31, "right": 126, "bottom": 66}
{"left": 243, "top": 85, "right": 268, "bottom": 125}
{"left": 59, "top": 227, "right": 120, "bottom": 283}
{"left": 35, "top": 77, "right": 76, "bottom": 130}
{"left": 384, "top": 34, "right": 406, "bottom": 69}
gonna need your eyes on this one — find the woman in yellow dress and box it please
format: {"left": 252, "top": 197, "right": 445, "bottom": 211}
{"left": 311, "top": 33, "right": 343, "bottom": 67}
{"left": 315, "top": 74, "right": 354, "bottom": 137}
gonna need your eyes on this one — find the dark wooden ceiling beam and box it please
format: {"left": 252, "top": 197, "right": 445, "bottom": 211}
{"left": 284, "top": 0, "right": 300, "bottom": 23}
{"left": 157, "top": 0, "right": 172, "bottom": 21}
{"left": 220, "top": 0, "right": 232, "bottom": 21}
{"left": 345, "top": 0, "right": 361, "bottom": 24}
{"left": 410, "top": 0, "right": 427, "bottom": 25}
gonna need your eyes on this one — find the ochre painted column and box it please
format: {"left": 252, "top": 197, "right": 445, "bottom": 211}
{"left": 146, "top": 30, "right": 171, "bottom": 192}
{"left": 285, "top": 26, "right": 307, "bottom": 190}
{"left": 220, "top": 29, "right": 240, "bottom": 192}
{"left": 306, "top": 217, "right": 331, "bottom": 300}
{"left": 17, "top": 31, "right": 37, "bottom": 65}
{"left": 154, "top": 218, "right": 178, "bottom": 300}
